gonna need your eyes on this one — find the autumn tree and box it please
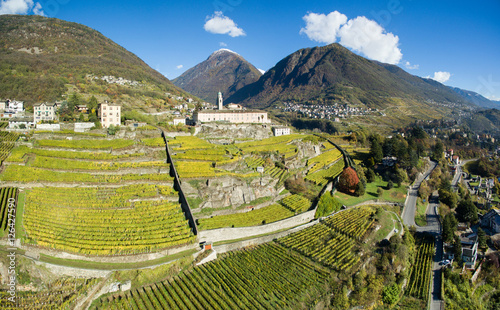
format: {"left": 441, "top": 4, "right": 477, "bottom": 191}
{"left": 338, "top": 167, "right": 359, "bottom": 194}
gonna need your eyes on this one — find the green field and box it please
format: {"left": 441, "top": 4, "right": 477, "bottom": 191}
{"left": 334, "top": 177, "right": 407, "bottom": 206}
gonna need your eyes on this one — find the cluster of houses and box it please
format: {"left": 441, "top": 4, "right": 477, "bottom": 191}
{"left": 466, "top": 174, "right": 496, "bottom": 201}
{"left": 445, "top": 149, "right": 461, "bottom": 166}
{"left": 446, "top": 208, "right": 500, "bottom": 270}
{"left": 0, "top": 99, "right": 25, "bottom": 117}
{"left": 2, "top": 99, "right": 121, "bottom": 130}
{"left": 281, "top": 102, "right": 375, "bottom": 121}
{"left": 3, "top": 92, "right": 290, "bottom": 135}
{"left": 87, "top": 74, "right": 140, "bottom": 87}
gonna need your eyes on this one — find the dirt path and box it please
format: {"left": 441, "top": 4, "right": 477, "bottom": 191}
{"left": 74, "top": 274, "right": 113, "bottom": 310}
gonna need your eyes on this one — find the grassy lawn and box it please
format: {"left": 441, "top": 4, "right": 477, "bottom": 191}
{"left": 38, "top": 248, "right": 197, "bottom": 270}
{"left": 16, "top": 191, "right": 27, "bottom": 240}
{"left": 415, "top": 198, "right": 427, "bottom": 226}
{"left": 334, "top": 177, "right": 407, "bottom": 206}
{"left": 372, "top": 208, "right": 394, "bottom": 242}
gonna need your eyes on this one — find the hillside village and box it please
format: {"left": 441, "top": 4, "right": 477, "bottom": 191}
{"left": 281, "top": 101, "right": 376, "bottom": 120}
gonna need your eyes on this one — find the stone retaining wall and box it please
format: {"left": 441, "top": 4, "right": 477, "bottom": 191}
{"left": 162, "top": 131, "right": 198, "bottom": 235}
{"left": 213, "top": 219, "right": 319, "bottom": 253}
{"left": 198, "top": 209, "right": 316, "bottom": 243}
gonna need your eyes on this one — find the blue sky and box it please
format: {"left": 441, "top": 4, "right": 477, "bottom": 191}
{"left": 2, "top": 0, "right": 500, "bottom": 100}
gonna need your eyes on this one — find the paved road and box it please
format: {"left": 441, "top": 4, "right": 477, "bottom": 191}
{"left": 417, "top": 194, "right": 444, "bottom": 310}
{"left": 402, "top": 161, "right": 437, "bottom": 227}
{"left": 400, "top": 161, "right": 443, "bottom": 310}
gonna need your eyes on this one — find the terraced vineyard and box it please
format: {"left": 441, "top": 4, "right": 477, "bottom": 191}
{"left": 307, "top": 148, "right": 343, "bottom": 174}
{"left": 168, "top": 136, "right": 214, "bottom": 150}
{"left": 0, "top": 165, "right": 174, "bottom": 184}
{"left": 92, "top": 243, "right": 331, "bottom": 309}
{"left": 323, "top": 206, "right": 375, "bottom": 240}
{"left": 280, "top": 194, "right": 311, "bottom": 213}
{"left": 406, "top": 237, "right": 434, "bottom": 300}
{"left": 31, "top": 156, "right": 168, "bottom": 171}
{"left": 0, "top": 187, "right": 17, "bottom": 232}
{"left": 0, "top": 278, "right": 99, "bottom": 309}
{"left": 197, "top": 204, "right": 294, "bottom": 230}
{"left": 141, "top": 137, "right": 165, "bottom": 147}
{"left": 278, "top": 207, "right": 375, "bottom": 271}
{"left": 168, "top": 136, "right": 240, "bottom": 167}
{"left": 0, "top": 131, "right": 18, "bottom": 164}
{"left": 245, "top": 156, "right": 287, "bottom": 179}
{"left": 36, "top": 138, "right": 135, "bottom": 149}
{"left": 305, "top": 158, "right": 345, "bottom": 186}
{"left": 175, "top": 161, "right": 258, "bottom": 179}
{"left": 24, "top": 192, "right": 195, "bottom": 255}
{"left": 238, "top": 134, "right": 305, "bottom": 158}
{"left": 6, "top": 145, "right": 145, "bottom": 162}
{"left": 26, "top": 185, "right": 173, "bottom": 209}
{"left": 1, "top": 133, "right": 197, "bottom": 255}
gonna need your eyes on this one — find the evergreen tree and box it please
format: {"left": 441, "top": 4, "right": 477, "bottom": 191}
{"left": 355, "top": 182, "right": 365, "bottom": 197}
{"left": 366, "top": 168, "right": 376, "bottom": 183}
{"left": 456, "top": 198, "right": 478, "bottom": 224}
{"left": 88, "top": 95, "right": 98, "bottom": 111}
{"left": 431, "top": 140, "right": 444, "bottom": 161}
{"left": 387, "top": 180, "right": 394, "bottom": 190}
{"left": 477, "top": 227, "right": 487, "bottom": 252}
{"left": 369, "top": 136, "right": 384, "bottom": 163}
{"left": 442, "top": 213, "right": 458, "bottom": 243}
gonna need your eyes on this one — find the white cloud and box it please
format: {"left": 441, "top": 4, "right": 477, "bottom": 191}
{"left": 404, "top": 61, "right": 419, "bottom": 70}
{"left": 300, "top": 11, "right": 347, "bottom": 44}
{"left": 427, "top": 71, "right": 451, "bottom": 83}
{"left": 204, "top": 11, "right": 245, "bottom": 37}
{"left": 176, "top": 65, "right": 183, "bottom": 70}
{"left": 258, "top": 68, "right": 265, "bottom": 74}
{"left": 219, "top": 42, "right": 228, "bottom": 47}
{"left": 32, "top": 2, "right": 43, "bottom": 15}
{"left": 300, "top": 11, "right": 403, "bottom": 64}
{"left": 338, "top": 16, "right": 402, "bottom": 64}
{"left": 0, "top": 0, "right": 44, "bottom": 15}
{"left": 487, "top": 95, "right": 500, "bottom": 101}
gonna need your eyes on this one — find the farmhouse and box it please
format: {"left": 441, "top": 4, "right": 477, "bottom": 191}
{"left": 9, "top": 117, "right": 34, "bottom": 129}
{"left": 98, "top": 101, "right": 121, "bottom": 128}
{"left": 5, "top": 99, "right": 24, "bottom": 114}
{"left": 33, "top": 102, "right": 58, "bottom": 122}
{"left": 273, "top": 126, "right": 291, "bottom": 136}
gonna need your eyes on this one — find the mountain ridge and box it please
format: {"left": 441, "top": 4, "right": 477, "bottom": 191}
{"left": 173, "top": 49, "right": 262, "bottom": 103}
{"left": 449, "top": 86, "right": 500, "bottom": 109}
{"left": 0, "top": 14, "right": 190, "bottom": 109}
{"left": 226, "top": 43, "right": 470, "bottom": 111}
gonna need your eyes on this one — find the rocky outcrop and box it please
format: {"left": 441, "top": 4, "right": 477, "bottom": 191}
{"left": 185, "top": 176, "right": 278, "bottom": 211}
{"left": 198, "top": 123, "right": 272, "bottom": 141}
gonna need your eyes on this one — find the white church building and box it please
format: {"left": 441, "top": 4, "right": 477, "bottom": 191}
{"left": 193, "top": 92, "right": 269, "bottom": 124}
